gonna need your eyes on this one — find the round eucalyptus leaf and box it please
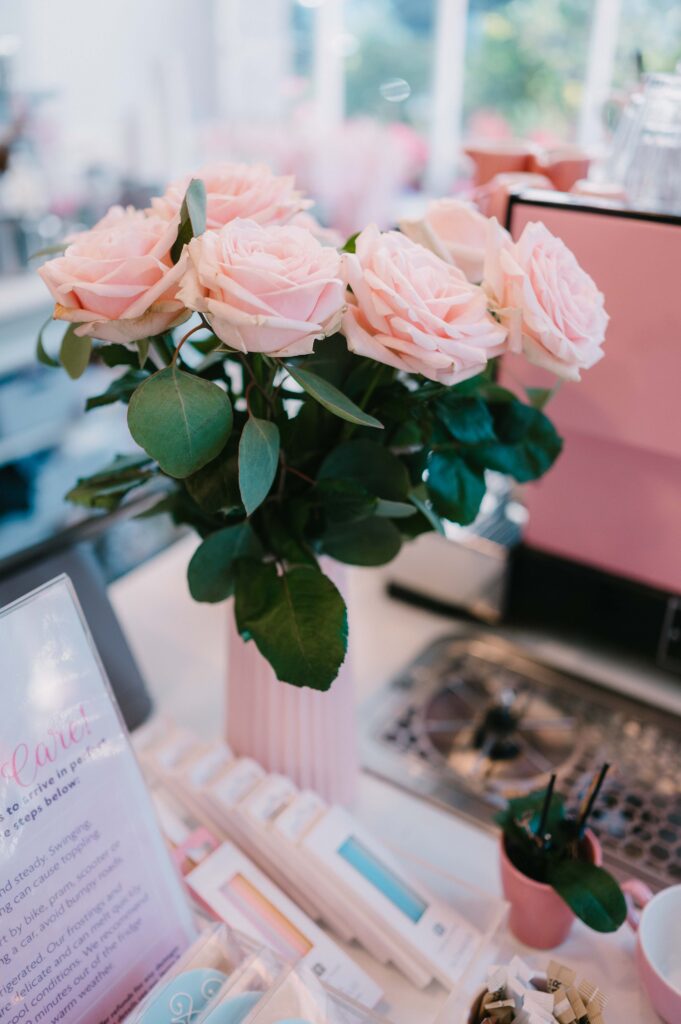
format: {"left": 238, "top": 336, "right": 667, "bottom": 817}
{"left": 188, "top": 522, "right": 263, "bottom": 603}
{"left": 321, "top": 516, "right": 402, "bottom": 566}
{"left": 318, "top": 440, "right": 409, "bottom": 501}
{"left": 128, "top": 366, "right": 232, "bottom": 478}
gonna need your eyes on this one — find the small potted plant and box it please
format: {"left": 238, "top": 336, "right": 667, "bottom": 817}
{"left": 497, "top": 768, "right": 626, "bottom": 948}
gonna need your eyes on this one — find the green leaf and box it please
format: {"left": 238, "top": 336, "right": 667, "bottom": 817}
{"left": 318, "top": 440, "right": 409, "bottom": 501}
{"left": 60, "top": 325, "right": 92, "bottom": 379}
{"left": 547, "top": 859, "right": 627, "bottom": 933}
{"left": 471, "top": 401, "right": 562, "bottom": 483}
{"left": 185, "top": 451, "right": 241, "bottom": 513}
{"left": 128, "top": 366, "right": 232, "bottom": 478}
{"left": 238, "top": 416, "right": 280, "bottom": 515}
{"left": 298, "top": 333, "right": 354, "bottom": 385}
{"left": 65, "top": 453, "right": 153, "bottom": 510}
{"left": 526, "top": 386, "right": 554, "bottom": 410}
{"left": 99, "top": 343, "right": 143, "bottom": 368}
{"left": 136, "top": 488, "right": 220, "bottom": 535}
{"left": 285, "top": 364, "right": 383, "bottom": 429}
{"left": 85, "top": 368, "right": 148, "bottom": 410}
{"left": 234, "top": 561, "right": 347, "bottom": 690}
{"left": 29, "top": 242, "right": 67, "bottom": 261}
{"left": 137, "top": 337, "right": 151, "bottom": 368}
{"left": 496, "top": 789, "right": 566, "bottom": 833}
{"left": 375, "top": 499, "right": 416, "bottom": 519}
{"left": 259, "top": 505, "right": 316, "bottom": 566}
{"left": 188, "top": 523, "right": 263, "bottom": 603}
{"left": 408, "top": 484, "right": 445, "bottom": 535}
{"left": 192, "top": 334, "right": 222, "bottom": 355}
{"left": 36, "top": 316, "right": 60, "bottom": 368}
{"left": 321, "top": 516, "right": 402, "bottom": 566}
{"left": 435, "top": 396, "right": 496, "bottom": 444}
{"left": 171, "top": 178, "right": 207, "bottom": 264}
{"left": 317, "top": 479, "right": 377, "bottom": 525}
{"left": 427, "top": 452, "right": 486, "bottom": 524}
{"left": 341, "top": 232, "right": 359, "bottom": 254}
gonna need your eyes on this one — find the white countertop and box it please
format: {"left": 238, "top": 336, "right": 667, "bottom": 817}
{"left": 109, "top": 536, "right": 665, "bottom": 1023}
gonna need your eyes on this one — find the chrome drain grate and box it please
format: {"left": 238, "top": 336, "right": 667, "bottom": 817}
{"left": 361, "top": 633, "right": 681, "bottom": 891}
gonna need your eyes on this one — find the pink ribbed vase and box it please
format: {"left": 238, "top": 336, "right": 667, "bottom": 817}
{"left": 225, "top": 559, "right": 357, "bottom": 804}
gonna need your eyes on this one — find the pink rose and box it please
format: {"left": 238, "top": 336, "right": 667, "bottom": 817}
{"left": 341, "top": 225, "right": 507, "bottom": 385}
{"left": 152, "top": 162, "right": 311, "bottom": 229}
{"left": 484, "top": 220, "right": 608, "bottom": 380}
{"left": 179, "top": 218, "right": 345, "bottom": 357}
{"left": 288, "top": 211, "right": 344, "bottom": 248}
{"left": 400, "top": 199, "right": 491, "bottom": 283}
{"left": 38, "top": 206, "right": 189, "bottom": 343}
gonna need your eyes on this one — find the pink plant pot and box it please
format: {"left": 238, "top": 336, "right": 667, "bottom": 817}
{"left": 499, "top": 831, "right": 602, "bottom": 949}
{"left": 225, "top": 558, "right": 357, "bottom": 805}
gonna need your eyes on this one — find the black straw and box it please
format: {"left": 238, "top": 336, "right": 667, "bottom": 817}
{"left": 577, "top": 762, "right": 610, "bottom": 838}
{"left": 537, "top": 773, "right": 557, "bottom": 849}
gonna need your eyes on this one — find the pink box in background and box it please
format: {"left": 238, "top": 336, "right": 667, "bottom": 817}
{"left": 503, "top": 195, "right": 681, "bottom": 595}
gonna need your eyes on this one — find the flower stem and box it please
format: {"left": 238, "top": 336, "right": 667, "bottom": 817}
{"left": 171, "top": 322, "right": 205, "bottom": 366}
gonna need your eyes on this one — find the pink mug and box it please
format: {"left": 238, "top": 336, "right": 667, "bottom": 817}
{"left": 464, "top": 140, "right": 537, "bottom": 186}
{"left": 499, "top": 831, "right": 601, "bottom": 949}
{"left": 622, "top": 880, "right": 681, "bottom": 1023}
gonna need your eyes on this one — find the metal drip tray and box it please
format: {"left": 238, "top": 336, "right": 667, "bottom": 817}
{"left": 360, "top": 632, "right": 681, "bottom": 891}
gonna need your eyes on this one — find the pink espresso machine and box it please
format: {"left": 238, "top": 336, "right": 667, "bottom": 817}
{"left": 503, "top": 193, "right": 681, "bottom": 675}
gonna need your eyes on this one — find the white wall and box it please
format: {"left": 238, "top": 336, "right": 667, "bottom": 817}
{"left": 3, "top": 0, "right": 219, "bottom": 186}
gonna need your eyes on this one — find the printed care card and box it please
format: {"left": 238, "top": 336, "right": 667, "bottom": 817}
{"left": 0, "top": 577, "right": 195, "bottom": 1024}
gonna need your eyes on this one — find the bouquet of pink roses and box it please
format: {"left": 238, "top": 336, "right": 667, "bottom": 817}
{"left": 36, "top": 163, "right": 607, "bottom": 690}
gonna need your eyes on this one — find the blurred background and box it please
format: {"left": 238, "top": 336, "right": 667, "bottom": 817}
{"left": 0, "top": 0, "right": 680, "bottom": 579}
{"left": 0, "top": 0, "right": 680, "bottom": 241}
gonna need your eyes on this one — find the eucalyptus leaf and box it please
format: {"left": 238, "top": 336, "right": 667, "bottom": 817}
{"left": 85, "top": 369, "right": 148, "bottom": 410}
{"left": 285, "top": 364, "right": 383, "bottom": 429}
{"left": 321, "top": 516, "right": 402, "bottom": 566}
{"left": 188, "top": 522, "right": 263, "bottom": 603}
{"left": 137, "top": 337, "right": 151, "bottom": 368}
{"left": 65, "top": 453, "right": 153, "bottom": 510}
{"left": 36, "top": 316, "right": 60, "bottom": 368}
{"left": 238, "top": 415, "right": 280, "bottom": 515}
{"left": 427, "top": 451, "right": 486, "bottom": 524}
{"left": 99, "top": 343, "right": 143, "bottom": 369}
{"left": 318, "top": 440, "right": 409, "bottom": 501}
{"left": 317, "top": 479, "right": 377, "bottom": 525}
{"left": 298, "top": 334, "right": 354, "bottom": 385}
{"left": 185, "top": 451, "right": 241, "bottom": 513}
{"left": 259, "top": 505, "right": 316, "bottom": 566}
{"left": 234, "top": 561, "right": 347, "bottom": 690}
{"left": 128, "top": 365, "right": 232, "bottom": 478}
{"left": 192, "top": 334, "right": 222, "bottom": 355}
{"left": 375, "top": 499, "right": 416, "bottom": 519}
{"left": 29, "top": 242, "right": 67, "bottom": 261}
{"left": 547, "top": 859, "right": 627, "bottom": 932}
{"left": 60, "top": 325, "right": 92, "bottom": 380}
{"left": 171, "top": 178, "right": 207, "bottom": 264}
{"left": 408, "top": 484, "right": 445, "bottom": 535}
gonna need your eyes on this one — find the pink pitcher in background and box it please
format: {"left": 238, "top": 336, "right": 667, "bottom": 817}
{"left": 225, "top": 559, "right": 357, "bottom": 805}
{"left": 622, "top": 881, "right": 681, "bottom": 1023}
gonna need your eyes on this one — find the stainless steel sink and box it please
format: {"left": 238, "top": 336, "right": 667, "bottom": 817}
{"left": 361, "top": 631, "right": 681, "bottom": 891}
